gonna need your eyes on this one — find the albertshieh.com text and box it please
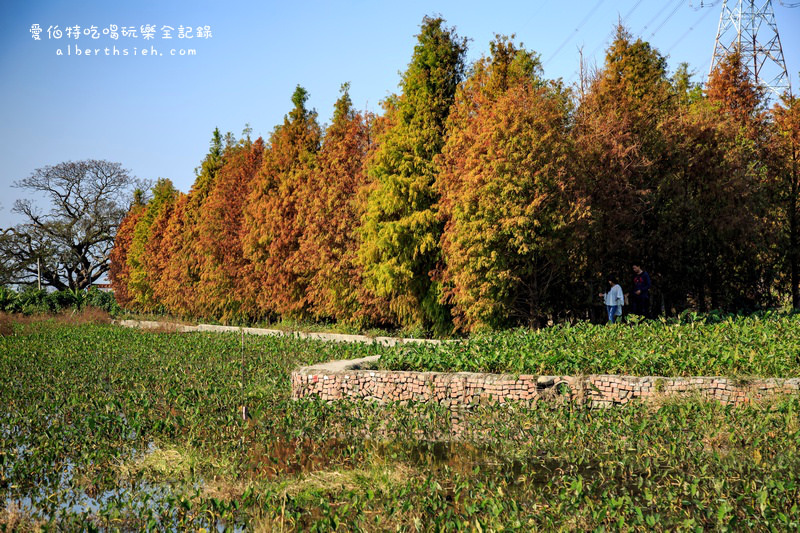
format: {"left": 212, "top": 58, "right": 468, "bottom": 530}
{"left": 56, "top": 45, "right": 196, "bottom": 56}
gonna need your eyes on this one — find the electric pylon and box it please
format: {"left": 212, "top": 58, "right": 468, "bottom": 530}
{"left": 710, "top": 0, "right": 791, "bottom": 97}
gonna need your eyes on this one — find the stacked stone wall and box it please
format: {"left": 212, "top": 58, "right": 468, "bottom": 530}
{"left": 292, "top": 363, "right": 800, "bottom": 408}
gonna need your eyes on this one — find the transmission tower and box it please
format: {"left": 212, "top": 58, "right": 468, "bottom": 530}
{"left": 710, "top": 0, "right": 792, "bottom": 98}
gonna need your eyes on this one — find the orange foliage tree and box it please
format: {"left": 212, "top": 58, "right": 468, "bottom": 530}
{"left": 293, "top": 84, "right": 390, "bottom": 327}
{"left": 194, "top": 137, "right": 265, "bottom": 321}
{"left": 126, "top": 178, "right": 178, "bottom": 312}
{"left": 143, "top": 189, "right": 185, "bottom": 312}
{"left": 108, "top": 190, "right": 146, "bottom": 308}
{"left": 437, "top": 37, "right": 582, "bottom": 330}
{"left": 438, "top": 37, "right": 585, "bottom": 330}
{"left": 108, "top": 25, "right": 794, "bottom": 325}
{"left": 153, "top": 130, "right": 225, "bottom": 317}
{"left": 243, "top": 86, "right": 321, "bottom": 319}
{"left": 698, "top": 50, "right": 773, "bottom": 308}
{"left": 705, "top": 50, "right": 765, "bottom": 128}
{"left": 572, "top": 26, "right": 673, "bottom": 315}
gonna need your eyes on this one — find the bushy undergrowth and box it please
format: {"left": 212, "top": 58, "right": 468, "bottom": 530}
{"left": 380, "top": 311, "right": 800, "bottom": 377}
{"left": 0, "top": 286, "right": 120, "bottom": 316}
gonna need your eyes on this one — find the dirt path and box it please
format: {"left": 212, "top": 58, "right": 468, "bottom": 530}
{"left": 115, "top": 319, "right": 440, "bottom": 347}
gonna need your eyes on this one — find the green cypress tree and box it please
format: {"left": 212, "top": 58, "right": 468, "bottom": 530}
{"left": 359, "top": 16, "right": 467, "bottom": 333}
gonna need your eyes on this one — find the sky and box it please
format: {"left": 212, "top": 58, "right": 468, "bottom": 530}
{"left": 1, "top": 0, "right": 799, "bottom": 229}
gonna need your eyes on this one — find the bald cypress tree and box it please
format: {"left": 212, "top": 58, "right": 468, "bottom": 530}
{"left": 293, "top": 84, "right": 391, "bottom": 327}
{"left": 155, "top": 130, "right": 225, "bottom": 317}
{"left": 705, "top": 50, "right": 765, "bottom": 128}
{"left": 655, "top": 50, "right": 772, "bottom": 312}
{"left": 773, "top": 94, "right": 800, "bottom": 308}
{"left": 126, "top": 178, "right": 178, "bottom": 311}
{"left": 243, "top": 86, "right": 321, "bottom": 319}
{"left": 572, "top": 26, "right": 673, "bottom": 314}
{"left": 359, "top": 16, "right": 467, "bottom": 333}
{"left": 109, "top": 191, "right": 146, "bottom": 309}
{"left": 438, "top": 37, "right": 583, "bottom": 331}
{"left": 195, "top": 137, "right": 264, "bottom": 321}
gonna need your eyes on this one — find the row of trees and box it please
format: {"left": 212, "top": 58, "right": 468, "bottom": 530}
{"left": 110, "top": 17, "right": 800, "bottom": 333}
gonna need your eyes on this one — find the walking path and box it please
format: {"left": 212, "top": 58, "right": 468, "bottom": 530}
{"left": 115, "top": 319, "right": 440, "bottom": 347}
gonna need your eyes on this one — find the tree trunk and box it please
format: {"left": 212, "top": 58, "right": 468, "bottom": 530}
{"left": 698, "top": 280, "right": 707, "bottom": 313}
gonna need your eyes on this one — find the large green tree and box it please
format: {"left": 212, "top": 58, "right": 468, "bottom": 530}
{"left": 359, "top": 16, "right": 467, "bottom": 333}
{"left": 4, "top": 160, "right": 141, "bottom": 290}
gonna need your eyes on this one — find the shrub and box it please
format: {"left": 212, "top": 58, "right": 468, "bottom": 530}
{"left": 0, "top": 286, "right": 121, "bottom": 316}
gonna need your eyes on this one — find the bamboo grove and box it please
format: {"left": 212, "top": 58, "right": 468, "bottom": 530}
{"left": 110, "top": 17, "right": 800, "bottom": 333}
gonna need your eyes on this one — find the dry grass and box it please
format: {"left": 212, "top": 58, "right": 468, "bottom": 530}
{"left": 0, "top": 308, "right": 111, "bottom": 336}
{"left": 57, "top": 307, "right": 112, "bottom": 325}
{"left": 202, "top": 477, "right": 249, "bottom": 501}
{"left": 0, "top": 313, "right": 13, "bottom": 336}
{"left": 0, "top": 312, "right": 43, "bottom": 335}
{"left": 280, "top": 462, "right": 417, "bottom": 498}
{"left": 116, "top": 445, "right": 196, "bottom": 483}
{"left": 0, "top": 502, "right": 43, "bottom": 532}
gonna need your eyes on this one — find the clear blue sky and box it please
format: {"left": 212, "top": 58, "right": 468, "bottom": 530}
{"left": 2, "top": 0, "right": 799, "bottom": 228}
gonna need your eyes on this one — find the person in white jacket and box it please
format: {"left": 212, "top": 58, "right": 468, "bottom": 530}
{"left": 599, "top": 276, "right": 625, "bottom": 324}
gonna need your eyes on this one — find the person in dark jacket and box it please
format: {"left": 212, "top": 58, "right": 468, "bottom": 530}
{"left": 631, "top": 264, "right": 651, "bottom": 317}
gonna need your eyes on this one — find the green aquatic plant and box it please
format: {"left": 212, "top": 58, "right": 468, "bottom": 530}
{"left": 380, "top": 312, "right": 800, "bottom": 378}
{"left": 1, "top": 320, "right": 799, "bottom": 529}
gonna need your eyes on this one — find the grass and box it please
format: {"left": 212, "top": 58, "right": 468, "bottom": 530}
{"left": 1, "top": 315, "right": 799, "bottom": 530}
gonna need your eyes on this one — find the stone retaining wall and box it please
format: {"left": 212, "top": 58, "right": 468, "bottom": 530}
{"left": 292, "top": 358, "right": 800, "bottom": 408}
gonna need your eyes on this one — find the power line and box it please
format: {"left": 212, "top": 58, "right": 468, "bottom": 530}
{"left": 544, "top": 0, "right": 607, "bottom": 67}
{"left": 624, "top": 0, "right": 647, "bottom": 20}
{"left": 518, "top": 0, "right": 550, "bottom": 31}
{"left": 650, "top": 0, "right": 685, "bottom": 37}
{"left": 588, "top": 0, "right": 647, "bottom": 59}
{"left": 666, "top": 6, "right": 715, "bottom": 54}
{"left": 568, "top": 0, "right": 649, "bottom": 85}
{"left": 689, "top": 1, "right": 720, "bottom": 9}
{"left": 641, "top": 0, "right": 680, "bottom": 32}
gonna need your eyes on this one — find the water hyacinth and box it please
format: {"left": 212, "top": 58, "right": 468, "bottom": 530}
{"left": 380, "top": 312, "right": 800, "bottom": 378}
{"left": 1, "top": 318, "right": 799, "bottom": 529}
